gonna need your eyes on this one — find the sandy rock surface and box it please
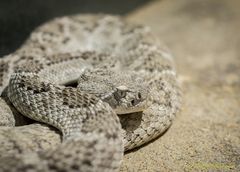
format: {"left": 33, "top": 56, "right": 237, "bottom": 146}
{"left": 0, "top": 0, "right": 239, "bottom": 171}
{"left": 121, "top": 0, "right": 240, "bottom": 171}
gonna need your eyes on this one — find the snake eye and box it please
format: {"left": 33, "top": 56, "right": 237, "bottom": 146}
{"left": 115, "top": 86, "right": 128, "bottom": 99}
{"left": 115, "top": 89, "right": 126, "bottom": 98}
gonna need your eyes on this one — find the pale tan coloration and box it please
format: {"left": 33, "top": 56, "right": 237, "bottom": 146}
{"left": 0, "top": 14, "right": 181, "bottom": 172}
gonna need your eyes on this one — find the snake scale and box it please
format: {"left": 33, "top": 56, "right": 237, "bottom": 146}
{"left": 0, "top": 14, "right": 181, "bottom": 172}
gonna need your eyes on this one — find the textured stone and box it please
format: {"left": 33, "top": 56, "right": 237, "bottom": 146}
{"left": 121, "top": 0, "right": 240, "bottom": 171}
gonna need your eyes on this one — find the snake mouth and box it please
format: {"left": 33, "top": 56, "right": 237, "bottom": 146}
{"left": 115, "top": 100, "right": 149, "bottom": 115}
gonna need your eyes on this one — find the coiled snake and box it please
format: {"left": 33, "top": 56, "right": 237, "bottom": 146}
{"left": 0, "top": 14, "right": 180, "bottom": 172}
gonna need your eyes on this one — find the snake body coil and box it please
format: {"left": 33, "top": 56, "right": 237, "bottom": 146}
{"left": 0, "top": 15, "right": 180, "bottom": 172}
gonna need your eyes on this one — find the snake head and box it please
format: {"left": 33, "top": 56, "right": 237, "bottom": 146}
{"left": 77, "top": 68, "right": 149, "bottom": 114}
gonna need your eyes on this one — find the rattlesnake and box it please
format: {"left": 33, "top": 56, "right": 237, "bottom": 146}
{"left": 0, "top": 14, "right": 180, "bottom": 172}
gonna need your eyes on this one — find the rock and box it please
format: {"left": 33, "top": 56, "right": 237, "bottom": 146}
{"left": 121, "top": 0, "right": 240, "bottom": 171}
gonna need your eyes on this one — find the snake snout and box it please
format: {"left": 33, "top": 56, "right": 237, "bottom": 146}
{"left": 130, "top": 92, "right": 143, "bottom": 106}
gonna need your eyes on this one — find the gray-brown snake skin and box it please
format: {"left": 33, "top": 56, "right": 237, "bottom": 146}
{"left": 0, "top": 14, "right": 181, "bottom": 172}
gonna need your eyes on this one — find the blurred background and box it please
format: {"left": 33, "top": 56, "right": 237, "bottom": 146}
{"left": 0, "top": 0, "right": 150, "bottom": 56}
{"left": 0, "top": 0, "right": 239, "bottom": 171}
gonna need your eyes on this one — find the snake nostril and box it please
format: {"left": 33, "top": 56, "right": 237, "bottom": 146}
{"left": 131, "top": 99, "right": 136, "bottom": 106}
{"left": 137, "top": 92, "right": 141, "bottom": 99}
